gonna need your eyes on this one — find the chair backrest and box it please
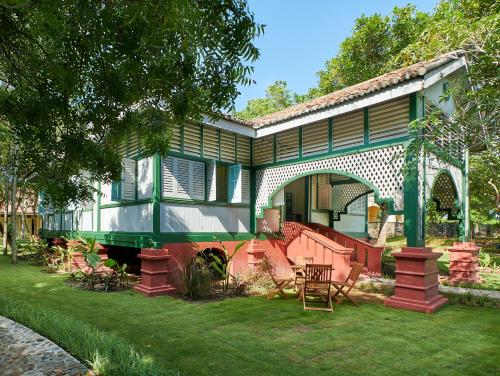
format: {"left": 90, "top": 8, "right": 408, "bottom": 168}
{"left": 346, "top": 262, "right": 363, "bottom": 285}
{"left": 305, "top": 264, "right": 332, "bottom": 289}
{"left": 294, "top": 256, "right": 314, "bottom": 266}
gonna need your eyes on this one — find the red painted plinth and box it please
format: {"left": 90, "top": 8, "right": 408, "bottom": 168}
{"left": 134, "top": 248, "right": 176, "bottom": 297}
{"left": 384, "top": 247, "right": 448, "bottom": 313}
{"left": 246, "top": 239, "right": 266, "bottom": 271}
{"left": 448, "top": 242, "right": 481, "bottom": 284}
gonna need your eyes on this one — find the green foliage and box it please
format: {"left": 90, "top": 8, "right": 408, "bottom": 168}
{"left": 182, "top": 255, "right": 216, "bottom": 300}
{"left": 478, "top": 250, "right": 498, "bottom": 272}
{"left": 469, "top": 150, "right": 500, "bottom": 223}
{"left": 210, "top": 238, "right": 246, "bottom": 292}
{"left": 0, "top": 0, "right": 263, "bottom": 208}
{"left": 0, "top": 297, "right": 174, "bottom": 375}
{"left": 313, "top": 5, "right": 429, "bottom": 95}
{"left": 1, "top": 256, "right": 500, "bottom": 375}
{"left": 236, "top": 80, "right": 299, "bottom": 119}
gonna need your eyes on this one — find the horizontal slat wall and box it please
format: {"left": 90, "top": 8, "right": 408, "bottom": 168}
{"left": 302, "top": 120, "right": 328, "bottom": 156}
{"left": 220, "top": 130, "right": 236, "bottom": 163}
{"left": 369, "top": 97, "right": 409, "bottom": 142}
{"left": 128, "top": 134, "right": 141, "bottom": 158}
{"left": 170, "top": 124, "right": 182, "bottom": 152}
{"left": 236, "top": 135, "right": 251, "bottom": 165}
{"left": 253, "top": 135, "right": 274, "bottom": 165}
{"left": 183, "top": 123, "right": 202, "bottom": 156}
{"left": 333, "top": 110, "right": 364, "bottom": 150}
{"left": 203, "top": 126, "right": 219, "bottom": 160}
{"left": 276, "top": 128, "right": 299, "bottom": 161}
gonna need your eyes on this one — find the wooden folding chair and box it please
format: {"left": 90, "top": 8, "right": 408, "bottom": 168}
{"left": 262, "top": 258, "right": 294, "bottom": 300}
{"left": 292, "top": 256, "right": 314, "bottom": 291}
{"left": 302, "top": 264, "right": 333, "bottom": 312}
{"left": 330, "top": 262, "right": 363, "bottom": 306}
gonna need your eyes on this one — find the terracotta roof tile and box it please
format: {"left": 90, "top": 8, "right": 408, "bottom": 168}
{"left": 228, "top": 50, "right": 465, "bottom": 129}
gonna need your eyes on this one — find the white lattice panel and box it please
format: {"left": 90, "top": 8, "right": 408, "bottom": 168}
{"left": 255, "top": 145, "right": 405, "bottom": 216}
{"left": 424, "top": 152, "right": 463, "bottom": 207}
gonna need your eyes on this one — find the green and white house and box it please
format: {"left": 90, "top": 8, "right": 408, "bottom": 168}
{"left": 40, "top": 51, "right": 470, "bottom": 285}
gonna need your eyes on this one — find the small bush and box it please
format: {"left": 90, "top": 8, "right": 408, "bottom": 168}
{"left": 182, "top": 256, "right": 216, "bottom": 300}
{"left": 0, "top": 296, "right": 175, "bottom": 375}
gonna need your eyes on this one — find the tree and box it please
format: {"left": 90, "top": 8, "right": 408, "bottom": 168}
{"left": 312, "top": 5, "right": 429, "bottom": 96}
{"left": 236, "top": 80, "right": 298, "bottom": 120}
{"left": 0, "top": 1, "right": 263, "bottom": 262}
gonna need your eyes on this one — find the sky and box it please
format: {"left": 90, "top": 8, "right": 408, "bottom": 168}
{"left": 234, "top": 0, "right": 439, "bottom": 111}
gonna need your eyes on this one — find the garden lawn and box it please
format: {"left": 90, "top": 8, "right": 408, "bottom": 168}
{"left": 0, "top": 256, "right": 499, "bottom": 376}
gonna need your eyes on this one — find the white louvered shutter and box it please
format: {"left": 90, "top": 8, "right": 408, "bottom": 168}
{"left": 207, "top": 160, "right": 217, "bottom": 201}
{"left": 162, "top": 156, "right": 205, "bottom": 200}
{"left": 241, "top": 169, "right": 250, "bottom": 204}
{"left": 333, "top": 110, "right": 364, "bottom": 150}
{"left": 369, "top": 97, "right": 409, "bottom": 142}
{"left": 121, "top": 158, "right": 136, "bottom": 200}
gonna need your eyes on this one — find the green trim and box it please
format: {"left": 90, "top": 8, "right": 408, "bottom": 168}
{"left": 97, "top": 182, "right": 101, "bottom": 232}
{"left": 152, "top": 153, "right": 162, "bottom": 246}
{"left": 328, "top": 117, "right": 333, "bottom": 152}
{"left": 298, "top": 126, "right": 303, "bottom": 159}
{"left": 40, "top": 230, "right": 253, "bottom": 248}
{"left": 461, "top": 149, "right": 469, "bottom": 241}
{"left": 180, "top": 124, "right": 185, "bottom": 154}
{"left": 253, "top": 137, "right": 409, "bottom": 169}
{"left": 59, "top": 209, "right": 63, "bottom": 231}
{"left": 304, "top": 175, "right": 309, "bottom": 222}
{"left": 363, "top": 107, "right": 369, "bottom": 145}
{"left": 404, "top": 93, "right": 422, "bottom": 247}
{"left": 364, "top": 194, "right": 368, "bottom": 235}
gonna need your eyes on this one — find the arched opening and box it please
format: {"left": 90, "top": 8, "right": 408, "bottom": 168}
{"left": 427, "top": 170, "right": 461, "bottom": 237}
{"left": 261, "top": 171, "right": 377, "bottom": 238}
{"left": 195, "top": 248, "right": 227, "bottom": 280}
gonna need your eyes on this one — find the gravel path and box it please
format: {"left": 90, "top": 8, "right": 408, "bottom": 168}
{"left": 0, "top": 316, "right": 90, "bottom": 376}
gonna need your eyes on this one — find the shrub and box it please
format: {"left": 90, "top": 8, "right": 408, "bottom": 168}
{"left": 182, "top": 256, "right": 215, "bottom": 300}
{"left": 0, "top": 296, "right": 175, "bottom": 375}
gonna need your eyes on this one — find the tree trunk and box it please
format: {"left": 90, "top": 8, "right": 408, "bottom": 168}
{"left": 2, "top": 187, "right": 8, "bottom": 255}
{"left": 10, "top": 143, "right": 18, "bottom": 264}
{"left": 375, "top": 206, "right": 389, "bottom": 247}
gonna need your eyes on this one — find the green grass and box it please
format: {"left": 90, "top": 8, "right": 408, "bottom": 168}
{"left": 1, "top": 255, "right": 499, "bottom": 376}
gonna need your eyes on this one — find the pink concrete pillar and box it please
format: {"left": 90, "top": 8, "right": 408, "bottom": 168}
{"left": 246, "top": 239, "right": 266, "bottom": 271}
{"left": 448, "top": 242, "right": 481, "bottom": 284}
{"left": 384, "top": 247, "right": 448, "bottom": 313}
{"left": 134, "top": 248, "right": 176, "bottom": 297}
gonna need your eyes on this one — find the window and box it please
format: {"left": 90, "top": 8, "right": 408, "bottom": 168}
{"left": 347, "top": 196, "right": 366, "bottom": 215}
{"left": 216, "top": 165, "right": 228, "bottom": 202}
{"left": 207, "top": 162, "right": 249, "bottom": 204}
{"left": 162, "top": 156, "right": 205, "bottom": 200}
{"left": 111, "top": 158, "right": 136, "bottom": 201}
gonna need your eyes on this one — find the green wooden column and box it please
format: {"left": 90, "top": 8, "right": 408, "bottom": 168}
{"left": 249, "top": 138, "right": 256, "bottom": 234}
{"left": 404, "top": 93, "right": 423, "bottom": 247}
{"left": 152, "top": 153, "right": 162, "bottom": 247}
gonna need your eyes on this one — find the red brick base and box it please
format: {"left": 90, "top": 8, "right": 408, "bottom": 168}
{"left": 134, "top": 248, "right": 176, "bottom": 297}
{"left": 384, "top": 247, "right": 448, "bottom": 314}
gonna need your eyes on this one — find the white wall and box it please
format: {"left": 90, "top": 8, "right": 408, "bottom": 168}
{"left": 100, "top": 204, "right": 153, "bottom": 232}
{"left": 160, "top": 203, "right": 250, "bottom": 233}
{"left": 311, "top": 211, "right": 329, "bottom": 226}
{"left": 425, "top": 78, "right": 457, "bottom": 117}
{"left": 333, "top": 214, "right": 365, "bottom": 233}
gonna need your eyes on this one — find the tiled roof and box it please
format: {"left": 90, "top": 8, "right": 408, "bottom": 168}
{"left": 230, "top": 50, "right": 465, "bottom": 129}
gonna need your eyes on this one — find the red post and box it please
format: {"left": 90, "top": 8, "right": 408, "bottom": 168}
{"left": 447, "top": 242, "right": 481, "bottom": 284}
{"left": 246, "top": 239, "right": 266, "bottom": 271}
{"left": 134, "top": 248, "right": 176, "bottom": 297}
{"left": 384, "top": 247, "right": 448, "bottom": 313}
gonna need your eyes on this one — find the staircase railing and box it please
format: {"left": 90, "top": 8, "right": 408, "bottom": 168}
{"left": 308, "top": 223, "right": 384, "bottom": 277}
{"left": 284, "top": 222, "right": 352, "bottom": 282}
